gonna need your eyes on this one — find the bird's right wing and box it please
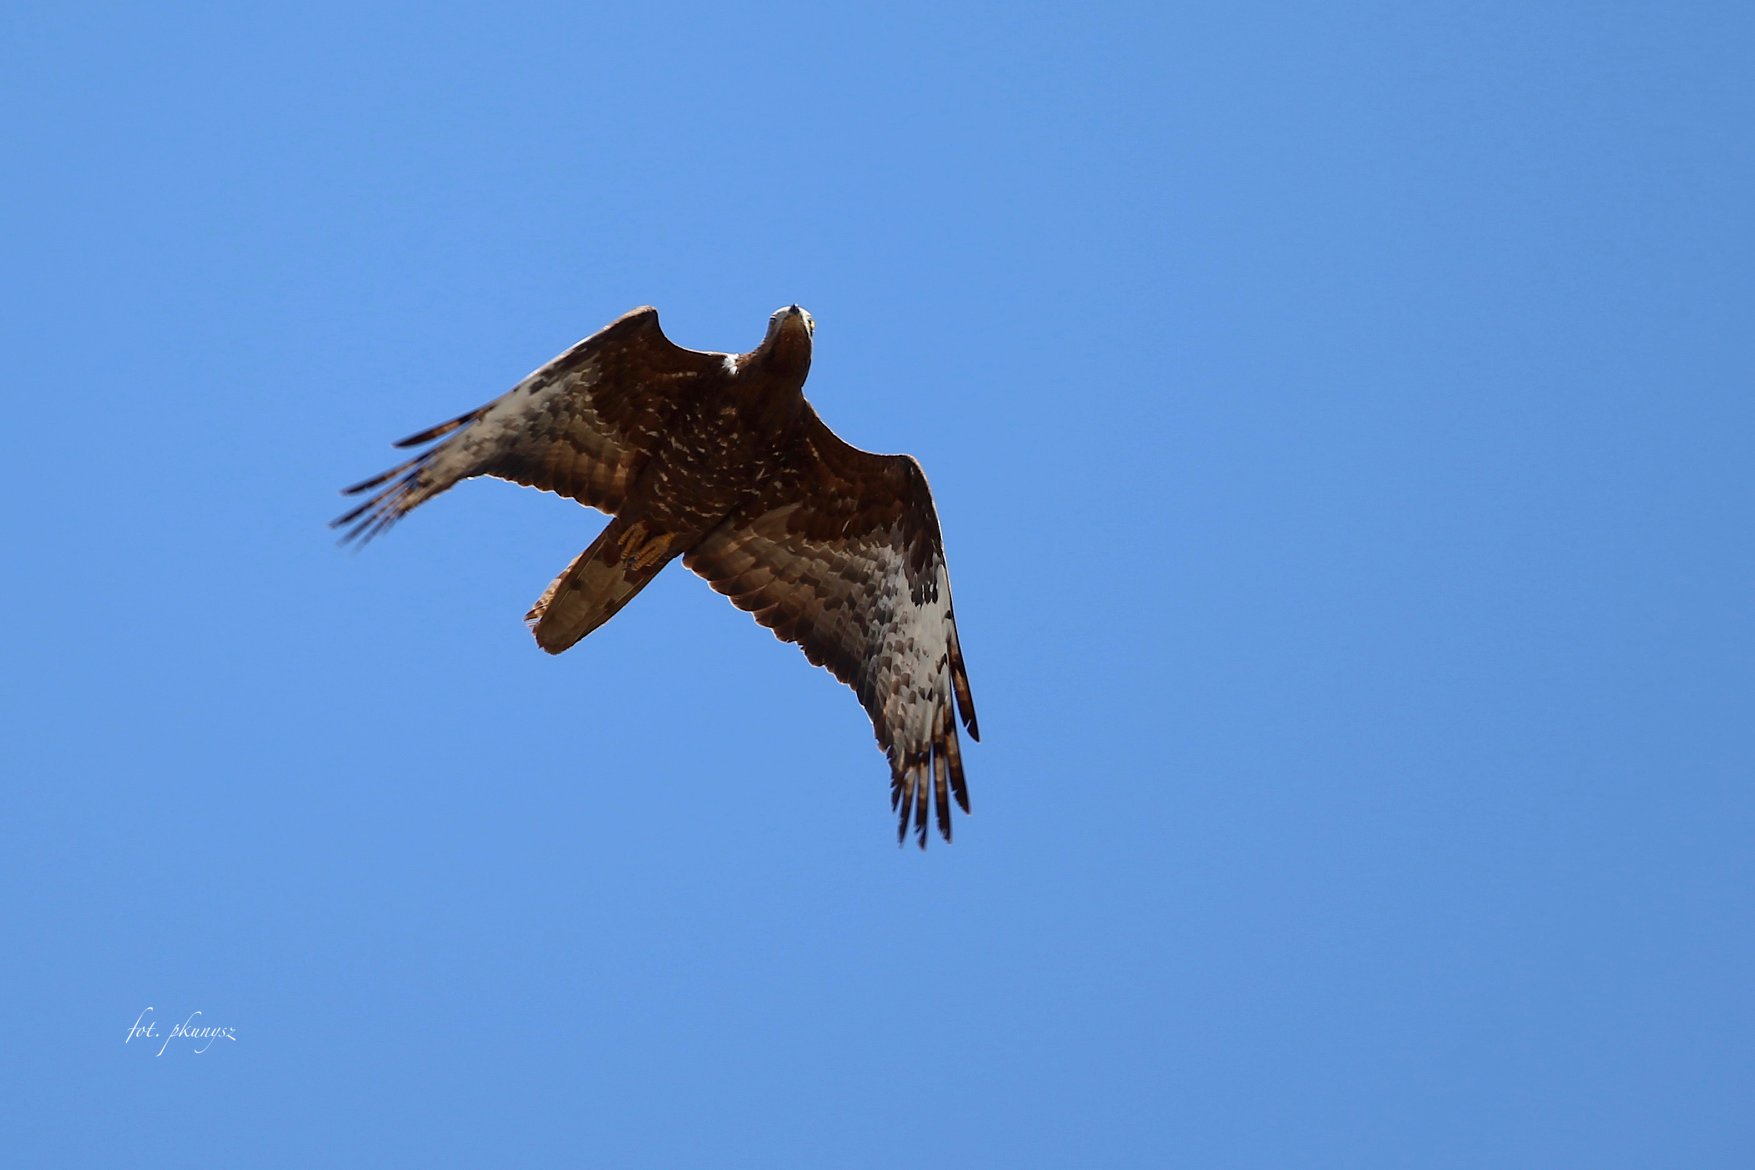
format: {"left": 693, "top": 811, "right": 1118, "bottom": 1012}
{"left": 334, "top": 307, "right": 721, "bottom": 544}
{"left": 683, "top": 408, "right": 979, "bottom": 846}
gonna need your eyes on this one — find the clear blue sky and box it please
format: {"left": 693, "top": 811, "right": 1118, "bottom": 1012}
{"left": 6, "top": 2, "right": 1751, "bottom": 1166}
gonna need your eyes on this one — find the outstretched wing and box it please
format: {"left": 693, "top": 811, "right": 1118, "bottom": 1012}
{"left": 334, "top": 307, "right": 723, "bottom": 543}
{"left": 683, "top": 410, "right": 979, "bottom": 847}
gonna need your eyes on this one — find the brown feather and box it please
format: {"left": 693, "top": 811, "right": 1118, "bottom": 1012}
{"left": 394, "top": 407, "right": 485, "bottom": 449}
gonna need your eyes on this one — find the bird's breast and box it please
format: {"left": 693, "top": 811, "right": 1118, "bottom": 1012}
{"left": 625, "top": 392, "right": 802, "bottom": 534}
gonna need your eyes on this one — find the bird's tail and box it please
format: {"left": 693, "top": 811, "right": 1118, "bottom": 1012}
{"left": 526, "top": 517, "right": 686, "bottom": 654}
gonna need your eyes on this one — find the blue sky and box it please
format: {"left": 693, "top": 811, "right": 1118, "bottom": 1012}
{"left": 6, "top": 1, "right": 1752, "bottom": 1165}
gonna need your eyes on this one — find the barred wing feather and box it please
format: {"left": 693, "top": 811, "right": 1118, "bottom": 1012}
{"left": 684, "top": 412, "right": 979, "bottom": 846}
{"left": 333, "top": 307, "right": 718, "bottom": 543}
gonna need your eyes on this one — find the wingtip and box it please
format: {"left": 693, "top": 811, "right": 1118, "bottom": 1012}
{"left": 391, "top": 406, "right": 491, "bottom": 450}
{"left": 341, "top": 474, "right": 385, "bottom": 496}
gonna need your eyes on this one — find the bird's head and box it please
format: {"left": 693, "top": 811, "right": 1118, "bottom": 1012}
{"left": 768, "top": 304, "right": 815, "bottom": 339}
{"left": 754, "top": 304, "right": 815, "bottom": 381}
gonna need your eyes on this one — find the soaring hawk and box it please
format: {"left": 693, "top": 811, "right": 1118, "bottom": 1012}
{"left": 335, "top": 306, "right": 979, "bottom": 846}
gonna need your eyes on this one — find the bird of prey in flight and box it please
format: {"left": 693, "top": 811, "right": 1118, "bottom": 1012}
{"left": 336, "top": 305, "right": 979, "bottom": 845}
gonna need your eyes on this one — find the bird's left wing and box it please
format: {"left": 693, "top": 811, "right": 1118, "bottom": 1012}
{"left": 683, "top": 409, "right": 979, "bottom": 846}
{"left": 334, "top": 307, "right": 721, "bottom": 543}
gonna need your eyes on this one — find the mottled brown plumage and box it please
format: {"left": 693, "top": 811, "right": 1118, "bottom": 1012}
{"left": 335, "top": 305, "right": 979, "bottom": 845}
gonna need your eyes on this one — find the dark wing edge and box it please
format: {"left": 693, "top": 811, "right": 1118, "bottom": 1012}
{"left": 332, "top": 306, "right": 713, "bottom": 545}
{"left": 683, "top": 415, "right": 979, "bottom": 847}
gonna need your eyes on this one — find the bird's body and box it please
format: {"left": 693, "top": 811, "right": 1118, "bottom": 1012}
{"left": 336, "top": 305, "right": 979, "bottom": 845}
